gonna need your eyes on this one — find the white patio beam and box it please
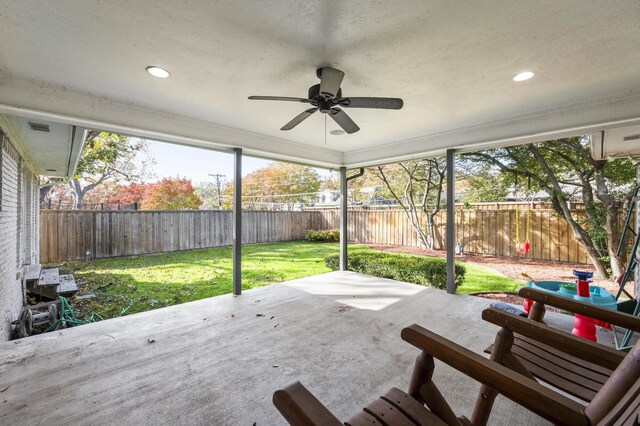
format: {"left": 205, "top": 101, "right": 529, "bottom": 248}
{"left": 344, "top": 92, "right": 640, "bottom": 168}
{"left": 3, "top": 76, "right": 640, "bottom": 171}
{"left": 0, "top": 76, "right": 343, "bottom": 169}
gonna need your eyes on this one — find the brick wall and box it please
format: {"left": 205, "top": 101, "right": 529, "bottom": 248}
{"left": 0, "top": 132, "right": 38, "bottom": 341}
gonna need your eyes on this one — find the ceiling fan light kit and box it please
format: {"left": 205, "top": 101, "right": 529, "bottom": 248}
{"left": 249, "top": 67, "right": 403, "bottom": 134}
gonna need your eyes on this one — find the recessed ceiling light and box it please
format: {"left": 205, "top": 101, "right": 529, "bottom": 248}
{"left": 146, "top": 66, "right": 171, "bottom": 78}
{"left": 330, "top": 130, "right": 345, "bottom": 135}
{"left": 513, "top": 71, "right": 534, "bottom": 82}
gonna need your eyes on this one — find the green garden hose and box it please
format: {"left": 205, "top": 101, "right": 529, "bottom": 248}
{"left": 45, "top": 296, "right": 103, "bottom": 332}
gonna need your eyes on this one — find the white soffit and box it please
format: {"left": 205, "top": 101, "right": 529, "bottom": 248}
{"left": 0, "top": 114, "right": 86, "bottom": 178}
{"left": 590, "top": 125, "right": 640, "bottom": 161}
{"left": 0, "top": 1, "right": 639, "bottom": 168}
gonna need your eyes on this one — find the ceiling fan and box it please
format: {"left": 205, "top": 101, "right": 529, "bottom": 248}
{"left": 248, "top": 67, "right": 403, "bottom": 134}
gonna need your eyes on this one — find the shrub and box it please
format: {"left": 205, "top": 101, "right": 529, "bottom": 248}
{"left": 325, "top": 252, "right": 465, "bottom": 290}
{"left": 305, "top": 229, "right": 340, "bottom": 242}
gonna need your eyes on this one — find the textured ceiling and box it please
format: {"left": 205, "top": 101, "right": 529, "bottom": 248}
{"left": 0, "top": 0, "right": 639, "bottom": 168}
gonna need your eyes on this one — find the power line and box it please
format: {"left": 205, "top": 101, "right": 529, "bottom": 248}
{"left": 235, "top": 180, "right": 324, "bottom": 190}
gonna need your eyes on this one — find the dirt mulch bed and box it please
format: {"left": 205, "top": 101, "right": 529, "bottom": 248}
{"left": 471, "top": 292, "right": 561, "bottom": 313}
{"left": 364, "top": 244, "right": 631, "bottom": 296}
{"left": 472, "top": 292, "right": 524, "bottom": 306}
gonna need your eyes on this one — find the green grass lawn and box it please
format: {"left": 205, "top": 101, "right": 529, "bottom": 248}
{"left": 456, "top": 263, "right": 520, "bottom": 294}
{"left": 61, "top": 242, "right": 370, "bottom": 318}
{"left": 58, "top": 241, "right": 518, "bottom": 319}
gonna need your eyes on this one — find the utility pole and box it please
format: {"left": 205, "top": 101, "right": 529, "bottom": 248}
{"left": 208, "top": 173, "right": 225, "bottom": 209}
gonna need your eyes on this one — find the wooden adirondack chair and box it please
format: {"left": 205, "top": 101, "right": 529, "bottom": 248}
{"left": 274, "top": 311, "right": 640, "bottom": 425}
{"left": 472, "top": 286, "right": 640, "bottom": 425}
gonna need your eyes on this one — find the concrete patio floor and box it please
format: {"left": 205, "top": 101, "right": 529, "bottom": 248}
{"left": 0, "top": 271, "right": 609, "bottom": 425}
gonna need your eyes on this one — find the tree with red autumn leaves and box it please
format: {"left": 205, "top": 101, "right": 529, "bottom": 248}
{"left": 107, "top": 182, "right": 146, "bottom": 206}
{"left": 140, "top": 178, "right": 202, "bottom": 210}
{"left": 104, "top": 178, "right": 202, "bottom": 210}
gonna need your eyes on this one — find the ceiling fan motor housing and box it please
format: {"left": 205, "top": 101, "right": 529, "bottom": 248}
{"left": 308, "top": 84, "right": 342, "bottom": 113}
{"left": 309, "top": 83, "right": 341, "bottom": 101}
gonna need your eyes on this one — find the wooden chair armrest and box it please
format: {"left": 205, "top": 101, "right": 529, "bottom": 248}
{"left": 519, "top": 287, "right": 640, "bottom": 332}
{"left": 273, "top": 381, "right": 342, "bottom": 426}
{"left": 401, "top": 324, "right": 588, "bottom": 426}
{"left": 482, "top": 307, "right": 624, "bottom": 370}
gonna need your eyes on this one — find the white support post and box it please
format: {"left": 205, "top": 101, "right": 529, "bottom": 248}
{"left": 339, "top": 166, "right": 348, "bottom": 271}
{"left": 233, "top": 148, "right": 242, "bottom": 296}
{"left": 446, "top": 149, "right": 456, "bottom": 294}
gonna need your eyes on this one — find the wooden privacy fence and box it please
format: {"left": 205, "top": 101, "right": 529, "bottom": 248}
{"left": 317, "top": 209, "right": 589, "bottom": 264}
{"left": 39, "top": 210, "right": 328, "bottom": 263}
{"left": 40, "top": 208, "right": 589, "bottom": 264}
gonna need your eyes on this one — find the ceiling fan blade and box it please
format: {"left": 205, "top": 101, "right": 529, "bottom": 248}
{"left": 281, "top": 108, "right": 318, "bottom": 131}
{"left": 341, "top": 97, "right": 404, "bottom": 110}
{"left": 248, "top": 96, "right": 311, "bottom": 103}
{"left": 329, "top": 108, "right": 360, "bottom": 134}
{"left": 319, "top": 67, "right": 344, "bottom": 100}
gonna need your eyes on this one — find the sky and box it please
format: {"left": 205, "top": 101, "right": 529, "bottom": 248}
{"left": 141, "top": 139, "right": 332, "bottom": 185}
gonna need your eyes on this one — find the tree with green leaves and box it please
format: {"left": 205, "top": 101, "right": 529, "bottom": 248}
{"left": 195, "top": 181, "right": 226, "bottom": 210}
{"left": 223, "top": 163, "right": 321, "bottom": 210}
{"left": 463, "top": 137, "right": 636, "bottom": 278}
{"left": 322, "top": 161, "right": 447, "bottom": 248}
{"left": 458, "top": 164, "right": 511, "bottom": 204}
{"left": 69, "top": 132, "right": 153, "bottom": 209}
{"left": 373, "top": 159, "right": 447, "bottom": 249}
